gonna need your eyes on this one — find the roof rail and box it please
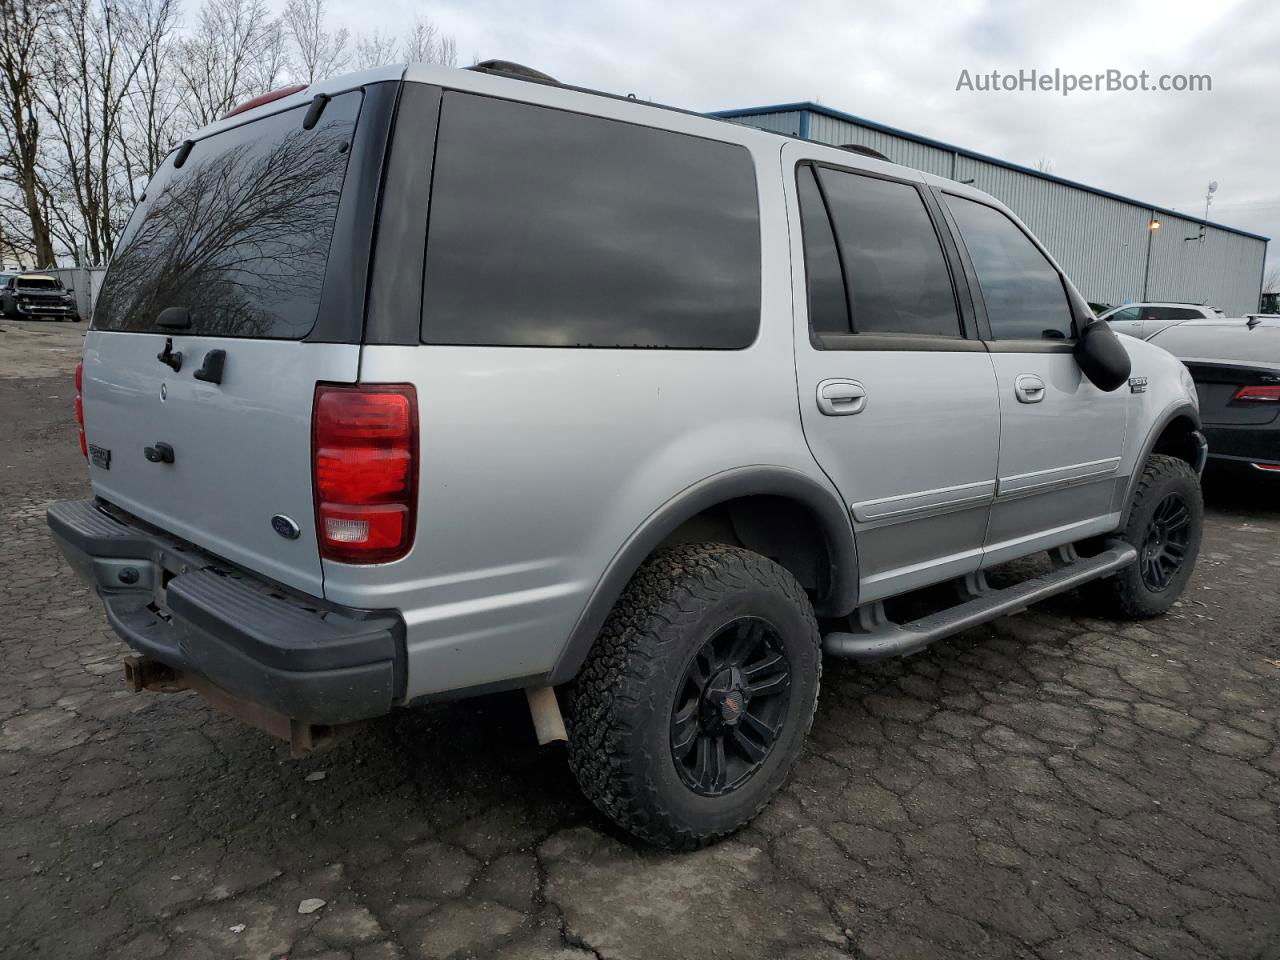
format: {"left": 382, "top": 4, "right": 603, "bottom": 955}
{"left": 466, "top": 60, "right": 559, "bottom": 85}
{"left": 838, "top": 143, "right": 890, "bottom": 161}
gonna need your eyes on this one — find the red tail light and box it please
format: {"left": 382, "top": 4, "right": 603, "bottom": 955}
{"left": 221, "top": 84, "right": 307, "bottom": 120}
{"left": 1232, "top": 385, "right": 1280, "bottom": 403}
{"left": 1254, "top": 463, "right": 1280, "bottom": 473}
{"left": 312, "top": 384, "right": 418, "bottom": 564}
{"left": 74, "top": 361, "right": 87, "bottom": 458}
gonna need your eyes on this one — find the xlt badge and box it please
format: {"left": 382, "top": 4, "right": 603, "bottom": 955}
{"left": 1128, "top": 377, "right": 1148, "bottom": 394}
{"left": 88, "top": 444, "right": 111, "bottom": 470}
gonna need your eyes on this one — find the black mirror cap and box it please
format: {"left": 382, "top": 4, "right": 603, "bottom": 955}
{"left": 1074, "top": 321, "right": 1131, "bottom": 392}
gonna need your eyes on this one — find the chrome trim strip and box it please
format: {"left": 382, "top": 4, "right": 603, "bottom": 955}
{"left": 852, "top": 479, "right": 995, "bottom": 524}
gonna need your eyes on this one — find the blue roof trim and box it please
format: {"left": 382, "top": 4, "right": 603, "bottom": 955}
{"left": 711, "top": 102, "right": 1270, "bottom": 243}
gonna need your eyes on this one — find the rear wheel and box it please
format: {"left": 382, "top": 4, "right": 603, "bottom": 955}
{"left": 564, "top": 543, "right": 821, "bottom": 849}
{"left": 1092, "top": 454, "right": 1203, "bottom": 618}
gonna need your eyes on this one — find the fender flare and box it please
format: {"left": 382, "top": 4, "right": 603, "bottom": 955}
{"left": 1119, "top": 402, "right": 1203, "bottom": 528}
{"left": 549, "top": 466, "right": 859, "bottom": 684}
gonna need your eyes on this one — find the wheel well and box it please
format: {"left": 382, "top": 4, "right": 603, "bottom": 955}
{"left": 1150, "top": 415, "right": 1200, "bottom": 468}
{"left": 654, "top": 495, "right": 831, "bottom": 601}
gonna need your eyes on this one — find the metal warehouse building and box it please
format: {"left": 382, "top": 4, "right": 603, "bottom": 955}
{"left": 714, "top": 103, "right": 1269, "bottom": 317}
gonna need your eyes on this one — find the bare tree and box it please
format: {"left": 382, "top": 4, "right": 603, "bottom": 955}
{"left": 284, "top": 0, "right": 349, "bottom": 84}
{"left": 356, "top": 16, "right": 457, "bottom": 69}
{"left": 1264, "top": 266, "right": 1280, "bottom": 294}
{"left": 176, "top": 0, "right": 290, "bottom": 129}
{"left": 355, "top": 31, "right": 400, "bottom": 70}
{"left": 0, "top": 0, "right": 56, "bottom": 266}
{"left": 1035, "top": 157, "right": 1054, "bottom": 175}
{"left": 121, "top": 0, "right": 182, "bottom": 195}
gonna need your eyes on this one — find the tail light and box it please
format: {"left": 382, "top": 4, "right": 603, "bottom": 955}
{"left": 312, "top": 384, "right": 418, "bottom": 564}
{"left": 74, "top": 361, "right": 87, "bottom": 458}
{"left": 1232, "top": 385, "right": 1280, "bottom": 403}
{"left": 221, "top": 83, "right": 307, "bottom": 120}
{"left": 1253, "top": 463, "right": 1280, "bottom": 473}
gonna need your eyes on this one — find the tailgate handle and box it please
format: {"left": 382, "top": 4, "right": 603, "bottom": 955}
{"left": 193, "top": 349, "right": 226, "bottom": 384}
{"left": 156, "top": 337, "right": 182, "bottom": 372}
{"left": 144, "top": 442, "right": 175, "bottom": 464}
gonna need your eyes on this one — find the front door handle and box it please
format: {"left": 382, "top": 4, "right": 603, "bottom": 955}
{"left": 1014, "top": 374, "right": 1046, "bottom": 404}
{"left": 817, "top": 378, "right": 867, "bottom": 416}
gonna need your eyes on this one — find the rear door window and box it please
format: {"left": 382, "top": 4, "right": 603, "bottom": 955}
{"left": 93, "top": 92, "right": 362, "bottom": 339}
{"left": 816, "top": 167, "right": 961, "bottom": 338}
{"left": 421, "top": 93, "right": 761, "bottom": 349}
{"left": 946, "top": 194, "right": 1074, "bottom": 341}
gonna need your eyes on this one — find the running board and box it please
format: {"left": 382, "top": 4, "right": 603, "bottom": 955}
{"left": 823, "top": 542, "right": 1137, "bottom": 663}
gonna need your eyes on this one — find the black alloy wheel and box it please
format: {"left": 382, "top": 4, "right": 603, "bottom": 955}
{"left": 670, "top": 617, "right": 791, "bottom": 797}
{"left": 1139, "top": 491, "right": 1192, "bottom": 591}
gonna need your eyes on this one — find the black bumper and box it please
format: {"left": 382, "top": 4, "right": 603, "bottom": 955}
{"left": 47, "top": 499, "right": 405, "bottom": 724}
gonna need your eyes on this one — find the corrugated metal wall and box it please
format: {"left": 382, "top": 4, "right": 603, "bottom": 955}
{"left": 729, "top": 109, "right": 1266, "bottom": 316}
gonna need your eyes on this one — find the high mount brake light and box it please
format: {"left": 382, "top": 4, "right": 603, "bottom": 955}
{"left": 74, "top": 361, "right": 86, "bottom": 458}
{"left": 312, "top": 384, "right": 418, "bottom": 564}
{"left": 221, "top": 84, "right": 308, "bottom": 120}
{"left": 1231, "top": 385, "right": 1280, "bottom": 403}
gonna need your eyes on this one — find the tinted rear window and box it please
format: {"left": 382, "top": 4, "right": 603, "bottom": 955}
{"left": 421, "top": 93, "right": 760, "bottom": 349}
{"left": 94, "top": 92, "right": 361, "bottom": 338}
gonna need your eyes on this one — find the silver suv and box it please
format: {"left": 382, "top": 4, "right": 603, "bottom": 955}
{"left": 48, "top": 62, "right": 1208, "bottom": 848}
{"left": 1098, "top": 302, "right": 1224, "bottom": 340}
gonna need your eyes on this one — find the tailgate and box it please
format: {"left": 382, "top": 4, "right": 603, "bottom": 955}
{"left": 80, "top": 83, "right": 394, "bottom": 596}
{"left": 82, "top": 334, "right": 358, "bottom": 595}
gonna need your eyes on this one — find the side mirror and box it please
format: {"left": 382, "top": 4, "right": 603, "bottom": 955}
{"left": 1074, "top": 321, "right": 1131, "bottom": 392}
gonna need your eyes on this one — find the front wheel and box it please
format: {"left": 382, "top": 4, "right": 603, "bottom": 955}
{"left": 564, "top": 543, "right": 821, "bottom": 849}
{"left": 1092, "top": 454, "right": 1203, "bottom": 618}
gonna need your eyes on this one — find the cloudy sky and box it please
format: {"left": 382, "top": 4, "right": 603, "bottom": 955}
{"left": 309, "top": 0, "right": 1278, "bottom": 275}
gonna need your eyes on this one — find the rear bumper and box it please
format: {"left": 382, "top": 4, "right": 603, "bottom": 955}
{"left": 47, "top": 499, "right": 405, "bottom": 724}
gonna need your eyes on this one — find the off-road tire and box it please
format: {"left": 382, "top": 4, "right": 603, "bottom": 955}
{"left": 564, "top": 542, "right": 821, "bottom": 849}
{"left": 1091, "top": 454, "right": 1203, "bottom": 619}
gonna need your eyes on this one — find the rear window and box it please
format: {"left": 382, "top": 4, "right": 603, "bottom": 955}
{"left": 93, "top": 92, "right": 361, "bottom": 338}
{"left": 421, "top": 93, "right": 761, "bottom": 349}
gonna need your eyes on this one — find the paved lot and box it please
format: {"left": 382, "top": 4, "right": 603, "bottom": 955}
{"left": 1, "top": 318, "right": 1278, "bottom": 960}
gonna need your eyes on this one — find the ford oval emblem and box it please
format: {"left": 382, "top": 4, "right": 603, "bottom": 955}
{"left": 271, "top": 514, "right": 301, "bottom": 540}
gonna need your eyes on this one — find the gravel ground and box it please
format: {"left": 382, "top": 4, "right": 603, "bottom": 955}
{"left": 1, "top": 319, "right": 1277, "bottom": 960}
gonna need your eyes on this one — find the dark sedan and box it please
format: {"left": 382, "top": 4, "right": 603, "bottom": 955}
{"left": 1147, "top": 316, "right": 1280, "bottom": 475}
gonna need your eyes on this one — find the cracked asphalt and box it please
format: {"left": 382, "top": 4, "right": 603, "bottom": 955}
{"left": 2, "top": 319, "right": 1278, "bottom": 960}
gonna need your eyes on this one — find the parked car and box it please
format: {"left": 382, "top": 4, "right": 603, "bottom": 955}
{"left": 46, "top": 61, "right": 1207, "bottom": 849}
{"left": 1147, "top": 316, "right": 1280, "bottom": 474}
{"left": 1097, "top": 301, "right": 1223, "bottom": 340}
{"left": 0, "top": 273, "right": 80, "bottom": 321}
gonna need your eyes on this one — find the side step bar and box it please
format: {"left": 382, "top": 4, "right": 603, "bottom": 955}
{"left": 823, "top": 542, "right": 1137, "bottom": 663}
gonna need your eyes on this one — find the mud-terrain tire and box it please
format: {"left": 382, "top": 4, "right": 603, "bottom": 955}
{"left": 1091, "top": 454, "right": 1203, "bottom": 619}
{"left": 564, "top": 543, "right": 821, "bottom": 849}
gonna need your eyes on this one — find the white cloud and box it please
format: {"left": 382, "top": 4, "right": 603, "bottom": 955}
{"left": 283, "top": 0, "right": 1279, "bottom": 269}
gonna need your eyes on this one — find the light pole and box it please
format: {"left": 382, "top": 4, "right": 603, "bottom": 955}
{"left": 1204, "top": 181, "right": 1218, "bottom": 220}
{"left": 1142, "top": 214, "right": 1160, "bottom": 300}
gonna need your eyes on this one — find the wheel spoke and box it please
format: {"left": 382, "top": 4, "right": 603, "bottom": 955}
{"left": 671, "top": 702, "right": 698, "bottom": 759}
{"left": 694, "top": 735, "right": 726, "bottom": 792}
{"left": 732, "top": 727, "right": 769, "bottom": 763}
{"left": 739, "top": 709, "right": 779, "bottom": 747}
{"left": 726, "top": 619, "right": 764, "bottom": 665}
{"left": 746, "top": 670, "right": 790, "bottom": 698}
{"left": 743, "top": 650, "right": 785, "bottom": 682}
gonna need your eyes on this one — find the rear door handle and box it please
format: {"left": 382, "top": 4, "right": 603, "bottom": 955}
{"left": 816, "top": 378, "right": 866, "bottom": 416}
{"left": 1014, "top": 374, "right": 1046, "bottom": 404}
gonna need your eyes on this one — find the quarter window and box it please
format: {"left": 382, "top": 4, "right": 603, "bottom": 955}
{"left": 796, "top": 166, "right": 849, "bottom": 335}
{"left": 818, "top": 168, "right": 961, "bottom": 338}
{"left": 946, "top": 195, "right": 1074, "bottom": 340}
{"left": 421, "top": 94, "right": 761, "bottom": 349}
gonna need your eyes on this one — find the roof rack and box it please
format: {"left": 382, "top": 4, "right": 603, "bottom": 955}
{"left": 466, "top": 60, "right": 559, "bottom": 85}
{"left": 838, "top": 143, "right": 890, "bottom": 161}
